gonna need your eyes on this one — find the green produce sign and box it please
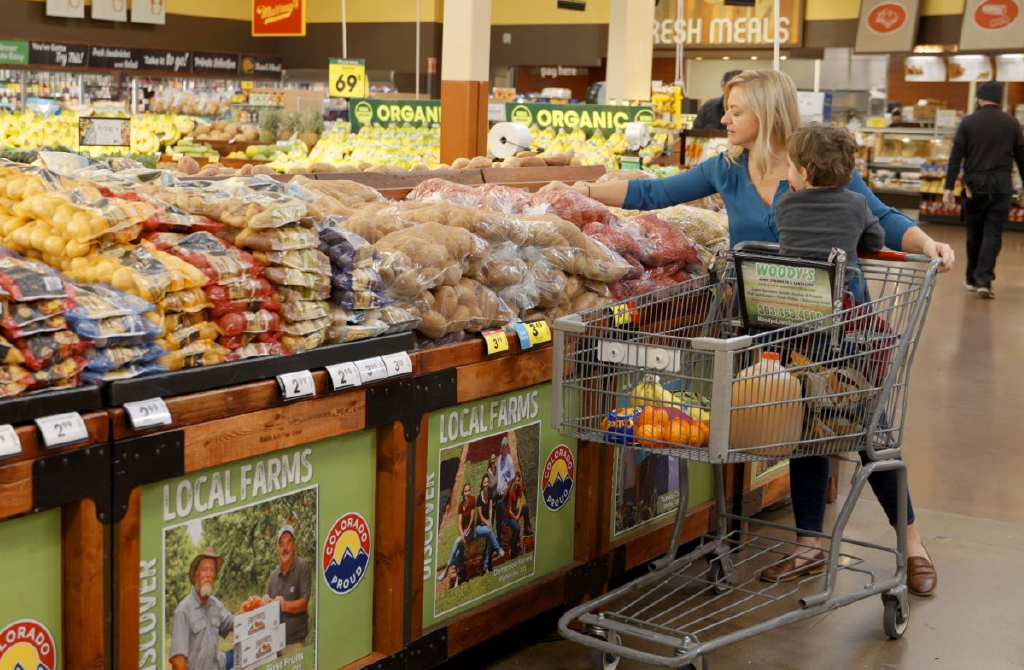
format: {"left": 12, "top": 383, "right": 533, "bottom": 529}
{"left": 348, "top": 97, "right": 440, "bottom": 131}
{"left": 423, "top": 383, "right": 576, "bottom": 627}
{"left": 611, "top": 450, "right": 713, "bottom": 540}
{"left": 505, "top": 102, "right": 654, "bottom": 136}
{"left": 0, "top": 40, "right": 29, "bottom": 66}
{"left": 138, "top": 432, "right": 376, "bottom": 670}
{"left": 0, "top": 509, "right": 62, "bottom": 670}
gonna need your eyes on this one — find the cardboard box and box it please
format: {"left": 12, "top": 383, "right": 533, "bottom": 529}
{"left": 234, "top": 623, "right": 286, "bottom": 668}
{"left": 233, "top": 600, "right": 281, "bottom": 643}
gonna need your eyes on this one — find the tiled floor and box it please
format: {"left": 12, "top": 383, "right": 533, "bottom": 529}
{"left": 446, "top": 224, "right": 1024, "bottom": 670}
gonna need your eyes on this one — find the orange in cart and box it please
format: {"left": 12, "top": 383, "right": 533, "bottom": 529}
{"left": 634, "top": 423, "right": 664, "bottom": 448}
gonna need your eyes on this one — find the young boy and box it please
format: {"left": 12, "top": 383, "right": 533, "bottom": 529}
{"left": 777, "top": 123, "right": 885, "bottom": 280}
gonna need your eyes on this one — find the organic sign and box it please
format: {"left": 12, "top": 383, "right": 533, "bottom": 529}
{"left": 855, "top": 0, "right": 920, "bottom": 53}
{"left": 0, "top": 40, "right": 28, "bottom": 66}
{"left": 328, "top": 58, "right": 368, "bottom": 99}
{"left": 137, "top": 432, "right": 376, "bottom": 670}
{"left": 0, "top": 510, "right": 62, "bottom": 670}
{"left": 348, "top": 98, "right": 441, "bottom": 131}
{"left": 652, "top": 0, "right": 803, "bottom": 48}
{"left": 505, "top": 103, "right": 654, "bottom": 136}
{"left": 252, "top": 0, "right": 307, "bottom": 36}
{"left": 960, "top": 0, "right": 1024, "bottom": 51}
{"left": 423, "top": 384, "right": 577, "bottom": 628}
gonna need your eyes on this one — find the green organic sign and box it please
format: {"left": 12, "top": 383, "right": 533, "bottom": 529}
{"left": 611, "top": 450, "right": 714, "bottom": 540}
{"left": 423, "top": 383, "right": 576, "bottom": 627}
{"left": 0, "top": 40, "right": 29, "bottom": 66}
{"left": 138, "top": 432, "right": 376, "bottom": 670}
{"left": 0, "top": 509, "right": 62, "bottom": 670}
{"left": 348, "top": 97, "right": 440, "bottom": 131}
{"left": 505, "top": 102, "right": 655, "bottom": 136}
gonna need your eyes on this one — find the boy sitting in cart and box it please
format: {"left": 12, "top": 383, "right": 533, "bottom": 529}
{"left": 777, "top": 123, "right": 885, "bottom": 277}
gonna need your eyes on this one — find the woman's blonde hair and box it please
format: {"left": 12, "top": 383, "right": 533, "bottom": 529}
{"left": 723, "top": 69, "right": 801, "bottom": 179}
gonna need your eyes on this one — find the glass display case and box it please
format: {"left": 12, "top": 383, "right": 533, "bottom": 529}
{"left": 857, "top": 127, "right": 956, "bottom": 217}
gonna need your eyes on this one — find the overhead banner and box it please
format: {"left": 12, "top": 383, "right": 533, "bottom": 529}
{"left": 960, "top": 0, "right": 1024, "bottom": 51}
{"left": 29, "top": 41, "right": 89, "bottom": 68}
{"left": 855, "top": 0, "right": 920, "bottom": 53}
{"left": 422, "top": 384, "right": 577, "bottom": 628}
{"left": 89, "top": 46, "right": 141, "bottom": 70}
{"left": 653, "top": 0, "right": 803, "bottom": 48}
{"left": 192, "top": 52, "right": 240, "bottom": 75}
{"left": 240, "top": 55, "right": 284, "bottom": 77}
{"left": 132, "top": 0, "right": 167, "bottom": 25}
{"left": 92, "top": 0, "right": 127, "bottom": 22}
{"left": 0, "top": 510, "right": 63, "bottom": 670}
{"left": 140, "top": 50, "right": 192, "bottom": 73}
{"left": 0, "top": 40, "right": 29, "bottom": 66}
{"left": 253, "top": 0, "right": 307, "bottom": 36}
{"left": 45, "top": 0, "right": 84, "bottom": 19}
{"left": 506, "top": 102, "right": 654, "bottom": 136}
{"left": 349, "top": 98, "right": 441, "bottom": 131}
{"left": 137, "top": 432, "right": 376, "bottom": 670}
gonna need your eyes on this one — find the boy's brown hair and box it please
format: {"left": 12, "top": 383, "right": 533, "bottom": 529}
{"left": 786, "top": 123, "right": 857, "bottom": 188}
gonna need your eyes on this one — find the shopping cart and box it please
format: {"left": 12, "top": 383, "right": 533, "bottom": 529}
{"left": 551, "top": 245, "right": 940, "bottom": 669}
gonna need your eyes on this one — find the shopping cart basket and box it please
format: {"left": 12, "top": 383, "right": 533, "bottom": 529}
{"left": 552, "top": 246, "right": 941, "bottom": 669}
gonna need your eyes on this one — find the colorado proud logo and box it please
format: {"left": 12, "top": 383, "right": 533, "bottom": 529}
{"left": 0, "top": 619, "right": 57, "bottom": 670}
{"left": 542, "top": 445, "right": 575, "bottom": 512}
{"left": 322, "top": 513, "right": 371, "bottom": 595}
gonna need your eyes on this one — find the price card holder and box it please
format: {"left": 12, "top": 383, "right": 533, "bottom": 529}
{"left": 381, "top": 352, "right": 413, "bottom": 378}
{"left": 328, "top": 57, "right": 368, "bottom": 98}
{"left": 525, "top": 320, "right": 552, "bottom": 345}
{"left": 326, "top": 362, "right": 363, "bottom": 391}
{"left": 0, "top": 424, "right": 21, "bottom": 459}
{"left": 514, "top": 322, "right": 533, "bottom": 350}
{"left": 124, "top": 397, "right": 173, "bottom": 431}
{"left": 277, "top": 370, "right": 316, "bottom": 401}
{"left": 35, "top": 412, "right": 89, "bottom": 449}
{"left": 482, "top": 328, "right": 509, "bottom": 356}
{"left": 356, "top": 357, "right": 388, "bottom": 383}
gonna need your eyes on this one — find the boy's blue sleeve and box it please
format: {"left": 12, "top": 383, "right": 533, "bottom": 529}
{"left": 623, "top": 155, "right": 720, "bottom": 210}
{"left": 845, "top": 171, "right": 916, "bottom": 251}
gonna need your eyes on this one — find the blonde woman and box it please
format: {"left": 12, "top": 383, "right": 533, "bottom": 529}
{"left": 542, "top": 70, "right": 950, "bottom": 596}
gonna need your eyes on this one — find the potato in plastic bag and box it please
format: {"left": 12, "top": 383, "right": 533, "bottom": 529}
{"left": 12, "top": 186, "right": 154, "bottom": 243}
{"left": 2, "top": 313, "right": 68, "bottom": 339}
{"left": 159, "top": 322, "right": 222, "bottom": 352}
{"left": 226, "top": 342, "right": 288, "bottom": 361}
{"left": 263, "top": 266, "right": 331, "bottom": 293}
{"left": 0, "top": 363, "right": 32, "bottom": 397}
{"left": 273, "top": 285, "right": 330, "bottom": 303}
{"left": 67, "top": 312, "right": 163, "bottom": 347}
{"left": 82, "top": 361, "right": 169, "bottom": 384}
{"left": 291, "top": 175, "right": 384, "bottom": 208}
{"left": 151, "top": 180, "right": 309, "bottom": 229}
{"left": 407, "top": 178, "right": 483, "bottom": 207}
{"left": 280, "top": 300, "right": 332, "bottom": 323}
{"left": 337, "top": 210, "right": 417, "bottom": 245}
{"left": 254, "top": 249, "right": 330, "bottom": 274}
{"left": 411, "top": 278, "right": 514, "bottom": 340}
{"left": 281, "top": 328, "right": 327, "bottom": 353}
{"left": 0, "top": 335, "right": 25, "bottom": 365}
{"left": 0, "top": 256, "right": 73, "bottom": 301}
{"left": 146, "top": 231, "right": 258, "bottom": 285}
{"left": 223, "top": 224, "right": 319, "bottom": 252}
{"left": 205, "top": 277, "right": 273, "bottom": 304}
{"left": 281, "top": 315, "right": 332, "bottom": 337}
{"left": 67, "top": 282, "right": 154, "bottom": 320}
{"left": 164, "top": 311, "right": 208, "bottom": 332}
{"left": 158, "top": 340, "right": 229, "bottom": 371}
{"left": 215, "top": 310, "right": 280, "bottom": 337}
{"left": 208, "top": 298, "right": 281, "bottom": 318}
{"left": 160, "top": 287, "right": 212, "bottom": 314}
{"left": 85, "top": 342, "right": 165, "bottom": 372}
{"left": 28, "top": 356, "right": 87, "bottom": 390}
{"left": 317, "top": 223, "right": 378, "bottom": 270}
{"left": 14, "top": 329, "right": 91, "bottom": 371}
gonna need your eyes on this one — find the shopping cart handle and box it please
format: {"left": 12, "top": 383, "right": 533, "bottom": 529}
{"left": 859, "top": 250, "right": 906, "bottom": 261}
{"left": 733, "top": 241, "right": 780, "bottom": 254}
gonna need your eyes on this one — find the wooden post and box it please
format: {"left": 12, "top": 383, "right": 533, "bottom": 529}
{"left": 439, "top": 0, "right": 491, "bottom": 163}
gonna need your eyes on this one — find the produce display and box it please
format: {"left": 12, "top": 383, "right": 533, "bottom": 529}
{"left": 0, "top": 152, "right": 725, "bottom": 401}
{"left": 0, "top": 111, "right": 195, "bottom": 157}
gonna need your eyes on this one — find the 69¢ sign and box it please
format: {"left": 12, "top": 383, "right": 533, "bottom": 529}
{"left": 329, "top": 58, "right": 368, "bottom": 98}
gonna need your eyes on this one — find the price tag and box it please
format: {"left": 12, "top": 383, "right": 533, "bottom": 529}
{"left": 611, "top": 302, "right": 634, "bottom": 327}
{"left": 525, "top": 319, "right": 552, "bottom": 345}
{"left": 35, "top": 412, "right": 89, "bottom": 449}
{"left": 356, "top": 356, "right": 388, "bottom": 383}
{"left": 0, "top": 424, "right": 21, "bottom": 458}
{"left": 277, "top": 370, "right": 316, "bottom": 401}
{"left": 381, "top": 352, "right": 413, "bottom": 378}
{"left": 326, "top": 362, "right": 363, "bottom": 391}
{"left": 514, "top": 322, "right": 533, "bottom": 350}
{"left": 124, "top": 397, "right": 172, "bottom": 431}
{"left": 328, "top": 57, "right": 368, "bottom": 98}
{"left": 482, "top": 328, "right": 509, "bottom": 355}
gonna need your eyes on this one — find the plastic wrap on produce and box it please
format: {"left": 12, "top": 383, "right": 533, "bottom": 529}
{"left": 327, "top": 305, "right": 420, "bottom": 344}
{"left": 146, "top": 231, "right": 259, "bottom": 285}
{"left": 12, "top": 186, "right": 153, "bottom": 244}
{"left": 67, "top": 282, "right": 153, "bottom": 320}
{"left": 610, "top": 265, "right": 694, "bottom": 301}
{"left": 82, "top": 360, "right": 168, "bottom": 384}
{"left": 159, "top": 322, "right": 222, "bottom": 351}
{"left": 647, "top": 204, "right": 729, "bottom": 246}
{"left": 279, "top": 300, "right": 331, "bottom": 323}
{"left": 150, "top": 180, "right": 309, "bottom": 229}
{"left": 205, "top": 277, "right": 273, "bottom": 304}
{"left": 85, "top": 342, "right": 165, "bottom": 372}
{"left": 597, "top": 169, "right": 655, "bottom": 182}
{"left": 533, "top": 188, "right": 617, "bottom": 227}
{"left": 410, "top": 278, "right": 514, "bottom": 340}
{"left": 0, "top": 256, "right": 75, "bottom": 301}
{"left": 158, "top": 339, "right": 228, "bottom": 370}
{"left": 226, "top": 342, "right": 288, "bottom": 361}
{"left": 159, "top": 287, "right": 212, "bottom": 314}
{"left": 67, "top": 312, "right": 163, "bottom": 347}
{"left": 620, "top": 212, "right": 703, "bottom": 271}
{"left": 318, "top": 223, "right": 379, "bottom": 269}
{"left": 221, "top": 224, "right": 319, "bottom": 252}
{"left": 291, "top": 175, "right": 385, "bottom": 209}
{"left": 14, "top": 329, "right": 91, "bottom": 371}
{"left": 0, "top": 363, "right": 31, "bottom": 397}
{"left": 335, "top": 209, "right": 417, "bottom": 245}
{"left": 407, "top": 178, "right": 483, "bottom": 207}
{"left": 0, "top": 335, "right": 25, "bottom": 365}
{"left": 254, "top": 248, "right": 330, "bottom": 274}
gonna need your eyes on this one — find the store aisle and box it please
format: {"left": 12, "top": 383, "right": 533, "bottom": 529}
{"left": 457, "top": 224, "right": 1024, "bottom": 670}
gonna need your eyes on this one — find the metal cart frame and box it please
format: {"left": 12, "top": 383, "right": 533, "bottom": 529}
{"left": 551, "top": 249, "right": 940, "bottom": 669}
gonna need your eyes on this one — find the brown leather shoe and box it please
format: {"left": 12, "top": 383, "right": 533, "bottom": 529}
{"left": 759, "top": 551, "right": 826, "bottom": 583}
{"left": 907, "top": 556, "right": 937, "bottom": 596}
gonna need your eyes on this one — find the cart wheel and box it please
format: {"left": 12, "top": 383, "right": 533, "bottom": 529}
{"left": 882, "top": 596, "right": 909, "bottom": 639}
{"left": 681, "top": 656, "right": 710, "bottom": 670}
{"left": 587, "top": 630, "right": 621, "bottom": 670}
{"left": 707, "top": 560, "right": 732, "bottom": 596}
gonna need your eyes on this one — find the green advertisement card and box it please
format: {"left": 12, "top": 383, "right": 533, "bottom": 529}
{"left": 138, "top": 431, "right": 375, "bottom": 670}
{"left": 611, "top": 450, "right": 714, "bottom": 540}
{"left": 423, "top": 383, "right": 577, "bottom": 628}
{"left": 0, "top": 509, "right": 62, "bottom": 670}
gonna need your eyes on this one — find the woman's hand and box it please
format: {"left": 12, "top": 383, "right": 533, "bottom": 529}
{"left": 538, "top": 180, "right": 586, "bottom": 195}
{"left": 922, "top": 239, "right": 955, "bottom": 272}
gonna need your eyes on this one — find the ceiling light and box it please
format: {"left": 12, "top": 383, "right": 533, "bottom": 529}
{"left": 750, "top": 56, "right": 758, "bottom": 60}
{"left": 722, "top": 56, "right": 731, "bottom": 61}
{"left": 780, "top": 55, "right": 787, "bottom": 61}
{"left": 695, "top": 56, "right": 703, "bottom": 61}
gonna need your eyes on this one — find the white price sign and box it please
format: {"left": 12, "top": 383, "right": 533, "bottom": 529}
{"left": 35, "top": 412, "right": 89, "bottom": 448}
{"left": 124, "top": 397, "right": 172, "bottom": 430}
{"left": 382, "top": 352, "right": 413, "bottom": 378}
{"left": 356, "top": 356, "right": 388, "bottom": 383}
{"left": 277, "top": 370, "right": 316, "bottom": 401}
{"left": 0, "top": 424, "right": 21, "bottom": 458}
{"left": 326, "top": 362, "right": 363, "bottom": 391}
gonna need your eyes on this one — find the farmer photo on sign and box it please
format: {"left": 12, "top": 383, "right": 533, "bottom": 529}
{"left": 432, "top": 426, "right": 539, "bottom": 615}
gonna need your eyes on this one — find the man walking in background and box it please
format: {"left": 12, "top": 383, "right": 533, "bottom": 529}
{"left": 943, "top": 80, "right": 1024, "bottom": 299}
{"left": 693, "top": 70, "right": 742, "bottom": 130}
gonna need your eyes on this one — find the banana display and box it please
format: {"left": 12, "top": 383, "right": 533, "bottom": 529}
{"left": 530, "top": 125, "right": 672, "bottom": 170}
{"left": 0, "top": 111, "right": 195, "bottom": 157}
{"left": 304, "top": 123, "right": 441, "bottom": 171}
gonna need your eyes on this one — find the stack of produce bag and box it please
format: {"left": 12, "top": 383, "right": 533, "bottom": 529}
{"left": 66, "top": 282, "right": 166, "bottom": 383}
{"left": 0, "top": 255, "right": 89, "bottom": 396}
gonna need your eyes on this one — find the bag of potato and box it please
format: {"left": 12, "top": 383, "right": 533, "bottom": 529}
{"left": 83, "top": 342, "right": 165, "bottom": 374}
{"left": 13, "top": 329, "right": 91, "bottom": 372}
{"left": 326, "top": 305, "right": 420, "bottom": 344}
{"left": 335, "top": 209, "right": 417, "bottom": 245}
{"left": 82, "top": 360, "right": 168, "bottom": 384}
{"left": 620, "top": 213, "right": 703, "bottom": 271}
{"left": 0, "top": 362, "right": 33, "bottom": 397}
{"left": 12, "top": 186, "right": 154, "bottom": 244}
{"left": 158, "top": 339, "right": 229, "bottom": 370}
{"left": 253, "top": 248, "right": 330, "bottom": 275}
{"left": 67, "top": 312, "right": 163, "bottom": 348}
{"left": 0, "top": 162, "right": 65, "bottom": 209}
{"left": 290, "top": 175, "right": 384, "bottom": 209}
{"left": 280, "top": 300, "right": 332, "bottom": 324}
{"left": 477, "top": 184, "right": 542, "bottom": 214}
{"left": 533, "top": 188, "right": 616, "bottom": 227}
{"left": 410, "top": 278, "right": 514, "bottom": 340}
{"left": 374, "top": 222, "right": 490, "bottom": 299}
{"left": 62, "top": 244, "right": 205, "bottom": 303}
{"left": 517, "top": 215, "right": 632, "bottom": 283}
{"left": 26, "top": 355, "right": 87, "bottom": 391}
{"left": 219, "top": 223, "right": 319, "bottom": 252}
{"left": 146, "top": 231, "right": 260, "bottom": 286}
{"left": 406, "top": 179, "right": 483, "bottom": 208}
{"left": 382, "top": 202, "right": 516, "bottom": 245}
{"left": 150, "top": 181, "right": 308, "bottom": 229}
{"left": 0, "top": 256, "right": 76, "bottom": 302}
{"left": 318, "top": 223, "right": 379, "bottom": 269}
{"left": 226, "top": 341, "right": 288, "bottom": 361}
